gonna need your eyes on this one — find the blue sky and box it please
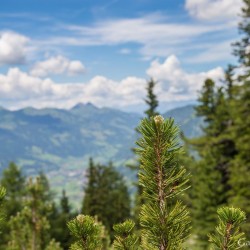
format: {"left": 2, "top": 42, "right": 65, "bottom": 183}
{"left": 0, "top": 0, "right": 243, "bottom": 112}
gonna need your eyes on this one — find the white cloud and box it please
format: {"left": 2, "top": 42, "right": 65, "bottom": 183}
{"left": 0, "top": 55, "right": 224, "bottom": 110}
{"left": 147, "top": 55, "right": 224, "bottom": 101}
{"left": 42, "top": 13, "right": 234, "bottom": 61}
{"left": 0, "top": 68, "right": 62, "bottom": 99}
{"left": 30, "top": 55, "right": 85, "bottom": 77}
{"left": 0, "top": 68, "right": 145, "bottom": 110}
{"left": 0, "top": 31, "right": 30, "bottom": 65}
{"left": 185, "top": 0, "right": 243, "bottom": 21}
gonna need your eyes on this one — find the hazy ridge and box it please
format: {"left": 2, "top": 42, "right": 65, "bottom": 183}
{"left": 0, "top": 103, "right": 202, "bottom": 204}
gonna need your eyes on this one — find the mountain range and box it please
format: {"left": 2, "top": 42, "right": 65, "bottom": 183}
{"left": 0, "top": 103, "right": 202, "bottom": 205}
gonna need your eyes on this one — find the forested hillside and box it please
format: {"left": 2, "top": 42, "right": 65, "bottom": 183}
{"left": 0, "top": 103, "right": 201, "bottom": 202}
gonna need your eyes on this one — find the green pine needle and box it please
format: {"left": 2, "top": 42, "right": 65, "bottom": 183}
{"left": 208, "top": 207, "right": 246, "bottom": 250}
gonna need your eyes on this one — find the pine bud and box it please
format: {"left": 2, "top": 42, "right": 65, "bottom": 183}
{"left": 76, "top": 214, "right": 85, "bottom": 224}
{"left": 154, "top": 115, "right": 164, "bottom": 125}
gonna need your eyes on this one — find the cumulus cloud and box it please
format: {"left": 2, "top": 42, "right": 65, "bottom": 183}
{"left": 0, "top": 31, "right": 30, "bottom": 65}
{"left": 147, "top": 55, "right": 224, "bottom": 101}
{"left": 30, "top": 56, "right": 85, "bottom": 77}
{"left": 185, "top": 0, "right": 243, "bottom": 21}
{"left": 0, "top": 68, "right": 62, "bottom": 99}
{"left": 0, "top": 55, "right": 224, "bottom": 110}
{"left": 0, "top": 67, "right": 145, "bottom": 110}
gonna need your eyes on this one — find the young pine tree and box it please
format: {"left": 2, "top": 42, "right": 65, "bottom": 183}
{"left": 0, "top": 162, "right": 26, "bottom": 216}
{"left": 136, "top": 116, "right": 190, "bottom": 249}
{"left": 208, "top": 207, "right": 246, "bottom": 250}
{"left": 7, "top": 177, "right": 61, "bottom": 250}
{"left": 133, "top": 78, "right": 160, "bottom": 226}
{"left": 113, "top": 220, "right": 139, "bottom": 250}
{"left": 67, "top": 215, "right": 103, "bottom": 250}
{"left": 0, "top": 162, "right": 26, "bottom": 249}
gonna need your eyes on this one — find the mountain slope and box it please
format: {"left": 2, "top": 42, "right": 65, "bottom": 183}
{"left": 0, "top": 104, "right": 202, "bottom": 204}
{"left": 163, "top": 105, "right": 202, "bottom": 138}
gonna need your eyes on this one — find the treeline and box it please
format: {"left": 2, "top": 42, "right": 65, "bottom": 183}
{"left": 183, "top": 0, "right": 250, "bottom": 248}
{"left": 0, "top": 161, "right": 131, "bottom": 249}
{"left": 0, "top": 116, "right": 247, "bottom": 250}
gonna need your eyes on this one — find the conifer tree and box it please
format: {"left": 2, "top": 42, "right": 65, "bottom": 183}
{"left": 50, "top": 190, "right": 73, "bottom": 250}
{"left": 229, "top": 80, "right": 250, "bottom": 235}
{"left": 208, "top": 207, "right": 246, "bottom": 250}
{"left": 0, "top": 163, "right": 26, "bottom": 249}
{"left": 181, "top": 79, "right": 218, "bottom": 247}
{"left": 144, "top": 78, "right": 159, "bottom": 118}
{"left": 229, "top": 0, "right": 250, "bottom": 235}
{"left": 7, "top": 177, "right": 60, "bottom": 250}
{"left": 186, "top": 75, "right": 241, "bottom": 248}
{"left": 185, "top": 0, "right": 250, "bottom": 244}
{"left": 113, "top": 220, "right": 139, "bottom": 250}
{"left": 0, "top": 186, "right": 6, "bottom": 232}
{"left": 45, "top": 239, "right": 63, "bottom": 250}
{"left": 67, "top": 215, "right": 103, "bottom": 250}
{"left": 82, "top": 160, "right": 130, "bottom": 238}
{"left": 61, "top": 189, "right": 71, "bottom": 215}
{"left": 136, "top": 116, "right": 190, "bottom": 249}
{"left": 0, "top": 162, "right": 25, "bottom": 217}
{"left": 133, "top": 78, "right": 160, "bottom": 226}
{"left": 233, "top": 0, "right": 250, "bottom": 71}
{"left": 38, "top": 171, "right": 53, "bottom": 203}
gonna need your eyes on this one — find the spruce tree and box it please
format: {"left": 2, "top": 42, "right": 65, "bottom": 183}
{"left": 144, "top": 78, "right": 159, "bottom": 118}
{"left": 233, "top": 0, "right": 250, "bottom": 71}
{"left": 50, "top": 190, "right": 73, "bottom": 250}
{"left": 229, "top": 0, "right": 250, "bottom": 235}
{"left": 228, "top": 79, "right": 250, "bottom": 234}
{"left": 61, "top": 189, "right": 71, "bottom": 215}
{"left": 186, "top": 74, "right": 242, "bottom": 248}
{"left": 82, "top": 160, "right": 130, "bottom": 238}
{"left": 136, "top": 116, "right": 190, "bottom": 249}
{"left": 185, "top": 1, "right": 250, "bottom": 245}
{"left": 187, "top": 79, "right": 220, "bottom": 247}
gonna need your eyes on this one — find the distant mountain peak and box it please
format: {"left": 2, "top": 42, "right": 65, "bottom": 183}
{"left": 71, "top": 102, "right": 97, "bottom": 110}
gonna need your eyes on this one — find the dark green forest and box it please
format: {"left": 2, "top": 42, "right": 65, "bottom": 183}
{"left": 0, "top": 0, "right": 250, "bottom": 249}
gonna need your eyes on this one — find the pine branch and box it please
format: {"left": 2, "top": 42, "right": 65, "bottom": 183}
{"left": 208, "top": 207, "right": 246, "bottom": 250}
{"left": 113, "top": 219, "right": 139, "bottom": 250}
{"left": 67, "top": 215, "right": 103, "bottom": 250}
{"left": 136, "top": 116, "right": 190, "bottom": 250}
{"left": 45, "top": 239, "right": 63, "bottom": 250}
